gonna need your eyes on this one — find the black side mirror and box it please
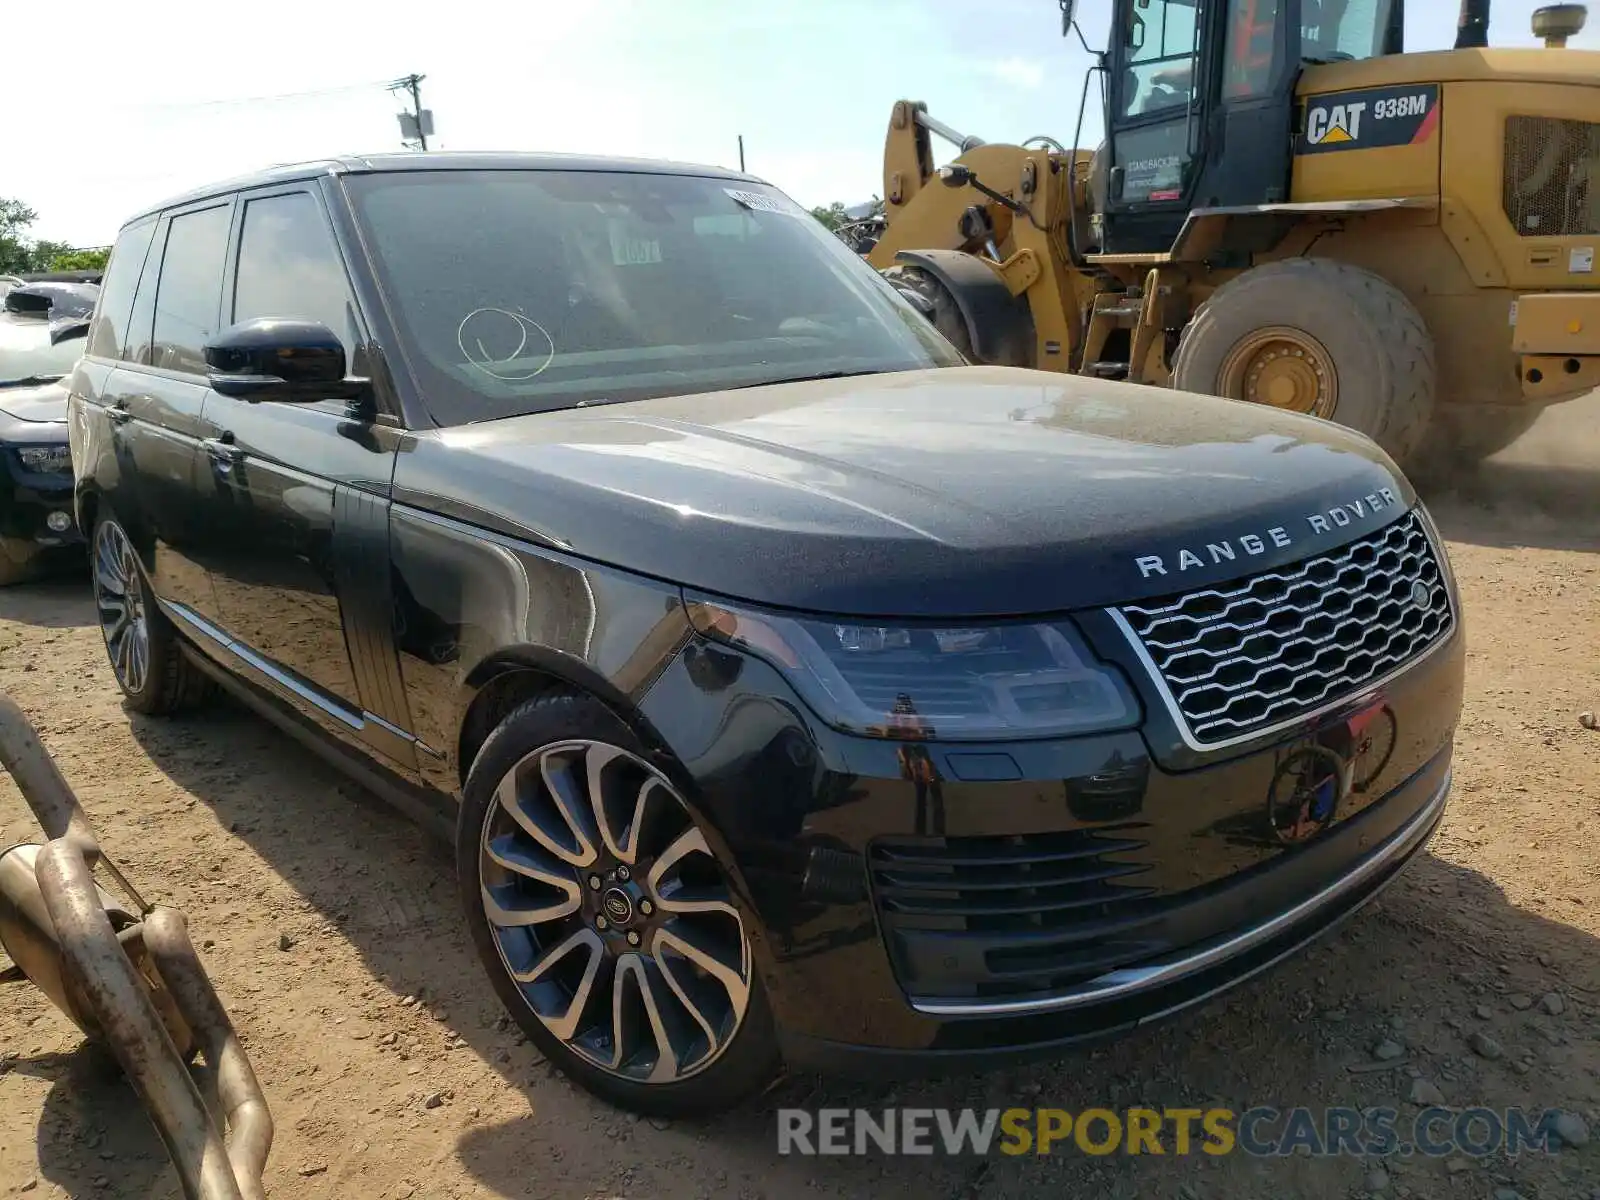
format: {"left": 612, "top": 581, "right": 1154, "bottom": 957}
{"left": 204, "top": 318, "right": 371, "bottom": 405}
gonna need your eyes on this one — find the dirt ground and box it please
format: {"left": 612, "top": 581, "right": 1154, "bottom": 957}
{"left": 1, "top": 400, "right": 1598, "bottom": 1200}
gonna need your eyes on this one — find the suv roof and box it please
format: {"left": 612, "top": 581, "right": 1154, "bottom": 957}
{"left": 124, "top": 151, "right": 771, "bottom": 228}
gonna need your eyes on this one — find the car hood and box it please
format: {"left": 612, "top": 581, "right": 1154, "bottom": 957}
{"left": 394, "top": 366, "right": 1417, "bottom": 617}
{"left": 0, "top": 380, "right": 68, "bottom": 424}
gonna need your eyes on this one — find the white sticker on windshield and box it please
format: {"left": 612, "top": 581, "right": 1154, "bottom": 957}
{"left": 607, "top": 220, "right": 661, "bottom": 266}
{"left": 724, "top": 188, "right": 803, "bottom": 217}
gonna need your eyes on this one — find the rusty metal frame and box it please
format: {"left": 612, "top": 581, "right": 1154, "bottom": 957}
{"left": 0, "top": 692, "right": 273, "bottom": 1200}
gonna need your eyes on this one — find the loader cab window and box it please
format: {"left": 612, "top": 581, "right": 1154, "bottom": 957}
{"left": 1120, "top": 0, "right": 1201, "bottom": 118}
{"left": 1224, "top": 0, "right": 1283, "bottom": 98}
{"left": 1302, "top": 0, "right": 1398, "bottom": 62}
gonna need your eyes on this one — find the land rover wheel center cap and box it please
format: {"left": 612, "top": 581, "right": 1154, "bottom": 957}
{"left": 601, "top": 886, "right": 635, "bottom": 924}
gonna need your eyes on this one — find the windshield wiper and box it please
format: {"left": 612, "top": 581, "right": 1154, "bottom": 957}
{"left": 0, "top": 375, "right": 66, "bottom": 390}
{"left": 730, "top": 369, "right": 883, "bottom": 390}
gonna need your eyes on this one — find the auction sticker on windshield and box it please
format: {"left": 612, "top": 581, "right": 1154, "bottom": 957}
{"left": 725, "top": 188, "right": 805, "bottom": 217}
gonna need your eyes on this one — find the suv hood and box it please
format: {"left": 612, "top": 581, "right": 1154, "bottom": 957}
{"left": 395, "top": 366, "right": 1417, "bottom": 617}
{"left": 0, "top": 380, "right": 68, "bottom": 424}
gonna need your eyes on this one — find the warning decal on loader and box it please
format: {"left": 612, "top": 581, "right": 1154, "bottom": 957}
{"left": 1296, "top": 83, "right": 1439, "bottom": 155}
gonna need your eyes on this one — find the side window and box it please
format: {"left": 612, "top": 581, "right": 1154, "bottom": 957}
{"left": 1224, "top": 0, "right": 1281, "bottom": 99}
{"left": 1120, "top": 0, "right": 1201, "bottom": 117}
{"left": 232, "top": 192, "right": 359, "bottom": 354}
{"left": 86, "top": 217, "right": 157, "bottom": 361}
{"left": 150, "top": 204, "right": 232, "bottom": 376}
{"left": 1303, "top": 0, "right": 1395, "bottom": 61}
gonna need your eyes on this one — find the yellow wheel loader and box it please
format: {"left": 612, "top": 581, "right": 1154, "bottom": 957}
{"left": 866, "top": 0, "right": 1600, "bottom": 464}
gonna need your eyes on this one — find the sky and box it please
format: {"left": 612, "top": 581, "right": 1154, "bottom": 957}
{"left": 7, "top": 0, "right": 1597, "bottom": 248}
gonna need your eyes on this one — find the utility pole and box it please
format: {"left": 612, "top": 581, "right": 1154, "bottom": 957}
{"left": 390, "top": 74, "right": 432, "bottom": 151}
{"left": 737, "top": 135, "right": 746, "bottom": 172}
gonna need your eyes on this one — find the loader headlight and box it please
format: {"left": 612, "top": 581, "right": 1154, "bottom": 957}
{"left": 687, "top": 598, "right": 1140, "bottom": 741}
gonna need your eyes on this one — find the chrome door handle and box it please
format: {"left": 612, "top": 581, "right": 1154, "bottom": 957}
{"left": 203, "top": 436, "right": 244, "bottom": 467}
{"left": 106, "top": 404, "right": 132, "bottom": 424}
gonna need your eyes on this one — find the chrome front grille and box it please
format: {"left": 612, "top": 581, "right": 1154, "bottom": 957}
{"left": 1116, "top": 512, "right": 1453, "bottom": 745}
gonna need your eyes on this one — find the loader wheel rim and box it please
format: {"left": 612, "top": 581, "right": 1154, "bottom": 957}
{"left": 478, "top": 739, "right": 752, "bottom": 1084}
{"left": 93, "top": 520, "right": 150, "bottom": 696}
{"left": 1218, "top": 326, "right": 1338, "bottom": 418}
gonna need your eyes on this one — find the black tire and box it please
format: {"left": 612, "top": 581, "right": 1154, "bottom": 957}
{"left": 457, "top": 691, "right": 781, "bottom": 1118}
{"left": 1172, "top": 258, "right": 1437, "bottom": 462}
{"left": 1412, "top": 405, "right": 1542, "bottom": 470}
{"left": 90, "top": 512, "right": 210, "bottom": 715}
{"left": 881, "top": 264, "right": 975, "bottom": 360}
{"left": 0, "top": 538, "right": 39, "bottom": 587}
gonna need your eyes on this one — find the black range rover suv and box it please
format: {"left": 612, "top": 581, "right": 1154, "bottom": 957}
{"left": 69, "top": 154, "right": 1464, "bottom": 1118}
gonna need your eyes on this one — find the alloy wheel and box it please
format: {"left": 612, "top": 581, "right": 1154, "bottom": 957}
{"left": 93, "top": 521, "right": 150, "bottom": 696}
{"left": 479, "top": 740, "right": 752, "bottom": 1084}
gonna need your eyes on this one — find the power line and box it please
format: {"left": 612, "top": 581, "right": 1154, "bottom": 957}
{"left": 123, "top": 79, "right": 394, "bottom": 113}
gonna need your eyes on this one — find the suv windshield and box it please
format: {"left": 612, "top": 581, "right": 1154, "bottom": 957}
{"left": 344, "top": 169, "right": 963, "bottom": 425}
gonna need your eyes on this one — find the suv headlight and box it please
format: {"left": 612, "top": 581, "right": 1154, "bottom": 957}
{"left": 686, "top": 598, "right": 1140, "bottom": 741}
{"left": 15, "top": 445, "right": 72, "bottom": 474}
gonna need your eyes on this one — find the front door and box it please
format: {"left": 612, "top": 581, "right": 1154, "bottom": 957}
{"left": 1102, "top": 0, "right": 1208, "bottom": 253}
{"left": 193, "top": 184, "right": 414, "bottom": 770}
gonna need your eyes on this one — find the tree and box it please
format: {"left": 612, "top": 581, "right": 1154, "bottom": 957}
{"left": 0, "top": 198, "right": 40, "bottom": 275}
{"left": 809, "top": 201, "right": 851, "bottom": 232}
{"left": 49, "top": 247, "right": 110, "bottom": 272}
{"left": 31, "top": 240, "right": 73, "bottom": 269}
{"left": 0, "top": 198, "right": 105, "bottom": 275}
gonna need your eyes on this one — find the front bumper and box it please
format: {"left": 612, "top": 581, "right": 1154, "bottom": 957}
{"left": 636, "top": 591, "right": 1465, "bottom": 1075}
{"left": 784, "top": 759, "right": 1448, "bottom": 1076}
{"left": 0, "top": 445, "right": 80, "bottom": 550}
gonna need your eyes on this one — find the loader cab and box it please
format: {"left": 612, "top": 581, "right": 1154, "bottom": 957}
{"left": 1093, "top": 0, "right": 1404, "bottom": 255}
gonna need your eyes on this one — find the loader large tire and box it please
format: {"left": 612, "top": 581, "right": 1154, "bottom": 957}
{"left": 1171, "top": 258, "right": 1436, "bottom": 462}
{"left": 881, "top": 264, "right": 975, "bottom": 360}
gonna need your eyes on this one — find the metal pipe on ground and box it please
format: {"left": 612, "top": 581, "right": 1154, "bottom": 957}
{"left": 0, "top": 691, "right": 274, "bottom": 1199}
{"left": 145, "top": 907, "right": 274, "bottom": 1200}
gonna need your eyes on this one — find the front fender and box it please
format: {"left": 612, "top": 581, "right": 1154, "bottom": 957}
{"left": 893, "top": 248, "right": 1035, "bottom": 368}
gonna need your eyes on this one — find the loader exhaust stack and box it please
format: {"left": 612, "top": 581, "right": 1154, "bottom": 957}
{"left": 1455, "top": 0, "right": 1491, "bottom": 48}
{"left": 0, "top": 692, "right": 273, "bottom": 1200}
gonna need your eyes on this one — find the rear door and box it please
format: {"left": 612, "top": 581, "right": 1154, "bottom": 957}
{"left": 105, "top": 199, "right": 236, "bottom": 622}
{"left": 69, "top": 213, "right": 156, "bottom": 540}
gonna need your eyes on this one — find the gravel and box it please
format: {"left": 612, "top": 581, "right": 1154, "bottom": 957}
{"left": 1408, "top": 1078, "right": 1447, "bottom": 1106}
{"left": 1468, "top": 1031, "right": 1504, "bottom": 1060}
{"left": 1553, "top": 1111, "right": 1591, "bottom": 1149}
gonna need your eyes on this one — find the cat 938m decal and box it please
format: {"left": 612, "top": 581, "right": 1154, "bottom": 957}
{"left": 1297, "top": 84, "right": 1440, "bottom": 155}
